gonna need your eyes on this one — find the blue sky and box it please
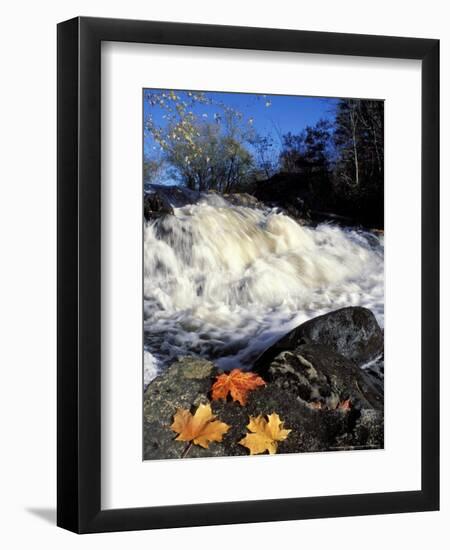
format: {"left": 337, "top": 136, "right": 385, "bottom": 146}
{"left": 143, "top": 89, "right": 338, "bottom": 172}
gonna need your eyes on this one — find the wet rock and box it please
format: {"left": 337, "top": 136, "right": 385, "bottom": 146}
{"left": 223, "top": 192, "right": 264, "bottom": 209}
{"left": 255, "top": 306, "right": 383, "bottom": 370}
{"left": 143, "top": 192, "right": 174, "bottom": 220}
{"left": 143, "top": 357, "right": 353, "bottom": 460}
{"left": 334, "top": 409, "right": 384, "bottom": 450}
{"left": 144, "top": 185, "right": 201, "bottom": 220}
{"left": 361, "top": 353, "right": 384, "bottom": 395}
{"left": 143, "top": 357, "right": 216, "bottom": 460}
{"left": 211, "top": 383, "right": 348, "bottom": 456}
{"left": 143, "top": 350, "right": 383, "bottom": 461}
{"left": 256, "top": 343, "right": 383, "bottom": 412}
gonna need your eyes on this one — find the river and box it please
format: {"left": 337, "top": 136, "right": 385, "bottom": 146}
{"left": 143, "top": 194, "right": 384, "bottom": 385}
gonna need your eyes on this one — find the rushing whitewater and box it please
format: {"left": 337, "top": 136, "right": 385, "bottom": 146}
{"left": 144, "top": 194, "right": 384, "bottom": 382}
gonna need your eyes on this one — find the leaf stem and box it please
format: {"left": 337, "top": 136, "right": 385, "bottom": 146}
{"left": 181, "top": 441, "right": 193, "bottom": 459}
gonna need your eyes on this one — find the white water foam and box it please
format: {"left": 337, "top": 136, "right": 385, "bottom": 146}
{"left": 143, "top": 195, "right": 384, "bottom": 375}
{"left": 144, "top": 350, "right": 159, "bottom": 386}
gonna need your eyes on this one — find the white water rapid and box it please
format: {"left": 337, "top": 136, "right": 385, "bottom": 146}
{"left": 144, "top": 194, "right": 384, "bottom": 383}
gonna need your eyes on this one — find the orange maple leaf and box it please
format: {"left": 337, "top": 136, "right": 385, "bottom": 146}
{"left": 170, "top": 403, "right": 230, "bottom": 449}
{"left": 336, "top": 399, "right": 352, "bottom": 411}
{"left": 211, "top": 369, "right": 266, "bottom": 406}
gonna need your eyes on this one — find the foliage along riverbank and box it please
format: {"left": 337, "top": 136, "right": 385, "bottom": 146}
{"left": 144, "top": 92, "right": 384, "bottom": 230}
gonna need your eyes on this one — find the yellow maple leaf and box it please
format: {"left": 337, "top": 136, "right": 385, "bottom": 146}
{"left": 239, "top": 413, "right": 291, "bottom": 455}
{"left": 170, "top": 403, "right": 230, "bottom": 449}
{"left": 211, "top": 369, "right": 266, "bottom": 406}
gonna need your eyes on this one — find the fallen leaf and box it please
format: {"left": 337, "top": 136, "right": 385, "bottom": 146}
{"left": 170, "top": 403, "right": 230, "bottom": 449}
{"left": 336, "top": 399, "right": 352, "bottom": 411}
{"left": 239, "top": 413, "right": 291, "bottom": 455}
{"left": 211, "top": 369, "right": 266, "bottom": 406}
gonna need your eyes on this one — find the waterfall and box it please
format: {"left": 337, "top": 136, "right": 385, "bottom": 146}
{"left": 143, "top": 194, "right": 384, "bottom": 382}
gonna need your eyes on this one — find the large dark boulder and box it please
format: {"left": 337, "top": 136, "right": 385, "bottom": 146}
{"left": 143, "top": 192, "right": 174, "bottom": 220}
{"left": 143, "top": 184, "right": 201, "bottom": 221}
{"left": 256, "top": 343, "right": 383, "bottom": 412}
{"left": 143, "top": 350, "right": 383, "bottom": 461}
{"left": 255, "top": 307, "right": 383, "bottom": 370}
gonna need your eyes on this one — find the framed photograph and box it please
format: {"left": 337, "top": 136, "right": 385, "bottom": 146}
{"left": 57, "top": 16, "right": 439, "bottom": 533}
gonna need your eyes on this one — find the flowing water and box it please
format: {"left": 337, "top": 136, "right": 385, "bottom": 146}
{"left": 144, "top": 194, "right": 384, "bottom": 384}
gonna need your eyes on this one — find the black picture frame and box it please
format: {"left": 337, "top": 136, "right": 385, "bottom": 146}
{"left": 57, "top": 16, "right": 439, "bottom": 533}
